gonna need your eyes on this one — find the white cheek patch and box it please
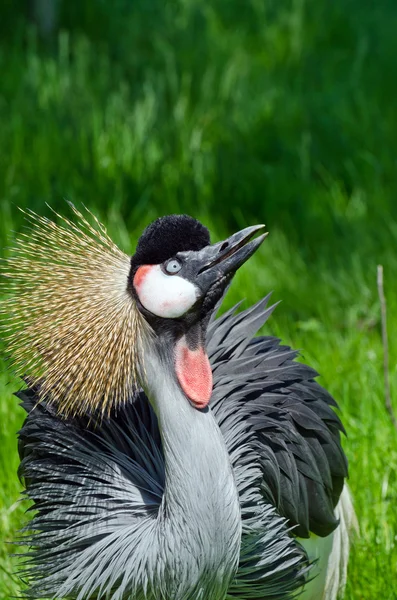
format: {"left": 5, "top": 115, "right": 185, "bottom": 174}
{"left": 133, "top": 264, "right": 199, "bottom": 318}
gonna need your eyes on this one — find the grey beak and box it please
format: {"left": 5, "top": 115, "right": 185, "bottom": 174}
{"left": 195, "top": 224, "right": 267, "bottom": 292}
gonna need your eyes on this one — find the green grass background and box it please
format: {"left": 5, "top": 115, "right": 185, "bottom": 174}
{"left": 1, "top": 0, "right": 397, "bottom": 597}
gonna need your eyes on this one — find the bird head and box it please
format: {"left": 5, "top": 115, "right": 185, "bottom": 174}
{"left": 129, "top": 215, "right": 266, "bottom": 328}
{"left": 128, "top": 215, "right": 266, "bottom": 410}
{"left": 2, "top": 208, "right": 266, "bottom": 418}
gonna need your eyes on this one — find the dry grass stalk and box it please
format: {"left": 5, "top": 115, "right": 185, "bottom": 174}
{"left": 377, "top": 264, "right": 397, "bottom": 432}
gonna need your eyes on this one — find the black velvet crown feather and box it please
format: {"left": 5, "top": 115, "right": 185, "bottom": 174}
{"left": 129, "top": 215, "right": 210, "bottom": 272}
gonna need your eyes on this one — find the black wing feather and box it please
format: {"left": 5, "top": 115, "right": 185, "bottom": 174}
{"left": 208, "top": 295, "right": 348, "bottom": 538}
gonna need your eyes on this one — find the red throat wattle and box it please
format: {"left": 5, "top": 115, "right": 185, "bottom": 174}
{"left": 175, "top": 337, "right": 213, "bottom": 409}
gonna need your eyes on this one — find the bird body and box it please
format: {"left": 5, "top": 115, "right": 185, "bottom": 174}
{"left": 3, "top": 209, "right": 355, "bottom": 599}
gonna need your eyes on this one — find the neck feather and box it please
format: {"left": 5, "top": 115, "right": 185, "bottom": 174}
{"left": 141, "top": 337, "right": 241, "bottom": 599}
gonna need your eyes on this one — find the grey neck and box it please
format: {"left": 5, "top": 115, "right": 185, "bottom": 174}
{"left": 141, "top": 338, "right": 241, "bottom": 600}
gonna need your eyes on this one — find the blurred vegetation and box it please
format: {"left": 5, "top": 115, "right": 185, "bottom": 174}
{"left": 1, "top": 1, "right": 397, "bottom": 261}
{"left": 1, "top": 0, "right": 397, "bottom": 598}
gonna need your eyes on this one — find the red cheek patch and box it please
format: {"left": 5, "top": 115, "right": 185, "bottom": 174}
{"left": 175, "top": 337, "right": 213, "bottom": 409}
{"left": 133, "top": 265, "right": 153, "bottom": 291}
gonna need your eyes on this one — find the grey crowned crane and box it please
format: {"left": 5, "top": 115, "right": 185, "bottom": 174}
{"left": 2, "top": 208, "right": 356, "bottom": 600}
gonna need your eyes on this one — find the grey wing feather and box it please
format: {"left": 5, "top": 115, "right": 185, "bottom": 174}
{"left": 17, "top": 388, "right": 164, "bottom": 599}
{"left": 207, "top": 295, "right": 348, "bottom": 539}
{"left": 17, "top": 387, "right": 309, "bottom": 600}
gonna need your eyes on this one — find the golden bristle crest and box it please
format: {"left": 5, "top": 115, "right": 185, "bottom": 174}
{"left": 1, "top": 205, "right": 148, "bottom": 418}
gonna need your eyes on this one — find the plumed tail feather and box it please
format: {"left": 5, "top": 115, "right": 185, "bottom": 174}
{"left": 299, "top": 485, "right": 358, "bottom": 600}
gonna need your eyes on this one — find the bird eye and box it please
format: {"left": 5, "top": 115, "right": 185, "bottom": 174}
{"left": 164, "top": 259, "right": 182, "bottom": 275}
